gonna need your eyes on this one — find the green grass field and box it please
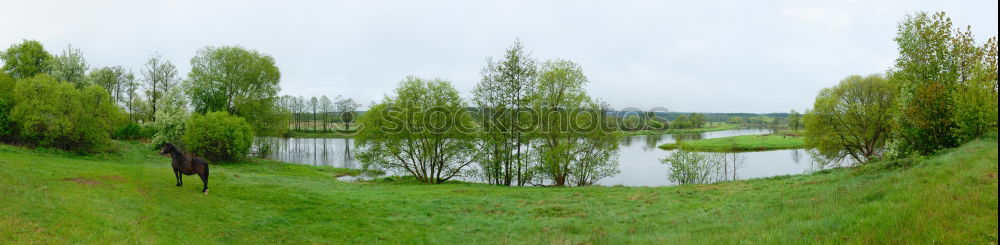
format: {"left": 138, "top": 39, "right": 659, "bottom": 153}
{"left": 1, "top": 136, "right": 996, "bottom": 244}
{"left": 624, "top": 123, "right": 740, "bottom": 136}
{"left": 659, "top": 134, "right": 806, "bottom": 152}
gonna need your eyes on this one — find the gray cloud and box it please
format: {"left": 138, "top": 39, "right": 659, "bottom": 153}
{"left": 2, "top": 0, "right": 996, "bottom": 113}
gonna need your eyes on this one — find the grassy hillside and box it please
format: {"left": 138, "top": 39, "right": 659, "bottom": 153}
{"left": 659, "top": 134, "right": 806, "bottom": 152}
{"left": 1, "top": 136, "right": 996, "bottom": 244}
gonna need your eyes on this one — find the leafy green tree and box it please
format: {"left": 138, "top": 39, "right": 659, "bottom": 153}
{"left": 891, "top": 11, "right": 998, "bottom": 154}
{"left": 1, "top": 40, "right": 52, "bottom": 79}
{"left": 355, "top": 76, "right": 477, "bottom": 184}
{"left": 672, "top": 115, "right": 691, "bottom": 129}
{"left": 530, "top": 59, "right": 620, "bottom": 186}
{"left": 727, "top": 116, "right": 745, "bottom": 125}
{"left": 185, "top": 45, "right": 282, "bottom": 135}
{"left": 660, "top": 151, "right": 720, "bottom": 185}
{"left": 182, "top": 111, "right": 254, "bottom": 162}
{"left": 150, "top": 87, "right": 190, "bottom": 148}
{"left": 688, "top": 113, "right": 706, "bottom": 128}
{"left": 141, "top": 53, "right": 179, "bottom": 122}
{"left": 88, "top": 66, "right": 134, "bottom": 108}
{"left": 472, "top": 40, "right": 538, "bottom": 186}
{"left": 48, "top": 45, "right": 89, "bottom": 85}
{"left": 787, "top": 110, "right": 802, "bottom": 132}
{"left": 805, "top": 74, "right": 897, "bottom": 163}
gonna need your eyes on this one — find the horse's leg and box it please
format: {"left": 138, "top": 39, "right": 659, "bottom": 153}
{"left": 199, "top": 167, "right": 209, "bottom": 194}
{"left": 173, "top": 168, "right": 182, "bottom": 186}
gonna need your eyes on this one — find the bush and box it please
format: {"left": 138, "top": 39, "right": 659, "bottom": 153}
{"left": 9, "top": 75, "right": 122, "bottom": 152}
{"left": 149, "top": 87, "right": 190, "bottom": 149}
{"left": 0, "top": 74, "right": 16, "bottom": 141}
{"left": 182, "top": 111, "right": 254, "bottom": 162}
{"left": 113, "top": 122, "right": 155, "bottom": 140}
{"left": 659, "top": 151, "right": 719, "bottom": 185}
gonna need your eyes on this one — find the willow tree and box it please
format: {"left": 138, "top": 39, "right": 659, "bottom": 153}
{"left": 186, "top": 45, "right": 284, "bottom": 136}
{"left": 805, "top": 74, "right": 897, "bottom": 163}
{"left": 355, "top": 76, "right": 478, "bottom": 184}
{"left": 472, "top": 40, "right": 538, "bottom": 186}
{"left": 531, "top": 59, "right": 620, "bottom": 186}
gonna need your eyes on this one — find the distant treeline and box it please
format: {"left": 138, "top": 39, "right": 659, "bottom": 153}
{"left": 607, "top": 111, "right": 789, "bottom": 122}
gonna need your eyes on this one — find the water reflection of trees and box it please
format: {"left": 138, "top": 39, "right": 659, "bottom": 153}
{"left": 643, "top": 134, "right": 663, "bottom": 150}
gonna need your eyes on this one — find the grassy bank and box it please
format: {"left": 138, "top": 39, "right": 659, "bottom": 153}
{"left": 623, "top": 123, "right": 740, "bottom": 136}
{"left": 1, "top": 136, "right": 996, "bottom": 244}
{"left": 658, "top": 134, "right": 806, "bottom": 152}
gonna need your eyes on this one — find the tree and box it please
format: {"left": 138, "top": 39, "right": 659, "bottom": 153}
{"left": 891, "top": 11, "right": 998, "bottom": 154}
{"left": 88, "top": 66, "right": 134, "bottom": 108}
{"left": 688, "top": 113, "right": 706, "bottom": 128}
{"left": 727, "top": 116, "right": 745, "bottom": 125}
{"left": 355, "top": 76, "right": 478, "bottom": 184}
{"left": 787, "top": 110, "right": 801, "bottom": 132}
{"left": 150, "top": 86, "right": 189, "bottom": 148}
{"left": 295, "top": 96, "right": 305, "bottom": 131}
{"left": 1, "top": 40, "right": 52, "bottom": 79}
{"left": 472, "top": 40, "right": 539, "bottom": 186}
{"left": 48, "top": 45, "right": 89, "bottom": 85}
{"left": 309, "top": 96, "right": 318, "bottom": 131}
{"left": 319, "top": 95, "right": 332, "bottom": 132}
{"left": 278, "top": 95, "right": 296, "bottom": 131}
{"left": 531, "top": 59, "right": 620, "bottom": 186}
{"left": 672, "top": 115, "right": 691, "bottom": 129}
{"left": 660, "top": 151, "right": 720, "bottom": 185}
{"left": 141, "top": 53, "right": 179, "bottom": 122}
{"left": 805, "top": 74, "right": 897, "bottom": 163}
{"left": 335, "top": 96, "right": 360, "bottom": 131}
{"left": 182, "top": 111, "right": 255, "bottom": 162}
{"left": 185, "top": 45, "right": 282, "bottom": 135}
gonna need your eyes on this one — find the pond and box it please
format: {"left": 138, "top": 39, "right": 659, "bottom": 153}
{"left": 258, "top": 128, "right": 824, "bottom": 187}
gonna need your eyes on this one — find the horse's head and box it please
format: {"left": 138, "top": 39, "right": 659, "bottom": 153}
{"left": 160, "top": 143, "right": 175, "bottom": 155}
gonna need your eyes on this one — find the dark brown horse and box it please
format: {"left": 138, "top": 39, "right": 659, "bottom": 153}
{"left": 160, "top": 143, "right": 210, "bottom": 194}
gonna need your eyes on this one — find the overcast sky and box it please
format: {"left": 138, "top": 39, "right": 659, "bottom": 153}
{"left": 2, "top": 0, "right": 997, "bottom": 113}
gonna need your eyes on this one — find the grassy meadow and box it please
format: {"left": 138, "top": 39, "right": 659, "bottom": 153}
{"left": 2, "top": 134, "right": 996, "bottom": 244}
{"left": 658, "top": 134, "right": 806, "bottom": 152}
{"left": 623, "top": 123, "right": 740, "bottom": 136}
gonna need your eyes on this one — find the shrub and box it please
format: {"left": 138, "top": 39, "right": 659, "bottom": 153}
{"left": 9, "top": 75, "right": 122, "bottom": 152}
{"left": 182, "top": 111, "right": 254, "bottom": 162}
{"left": 659, "top": 151, "right": 719, "bottom": 185}
{"left": 149, "top": 87, "right": 190, "bottom": 149}
{"left": 113, "top": 122, "right": 155, "bottom": 140}
{"left": 0, "top": 74, "right": 16, "bottom": 141}
{"left": 150, "top": 109, "right": 187, "bottom": 149}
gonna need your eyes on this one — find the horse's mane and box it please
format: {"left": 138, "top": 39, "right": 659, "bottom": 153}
{"left": 165, "top": 143, "right": 205, "bottom": 164}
